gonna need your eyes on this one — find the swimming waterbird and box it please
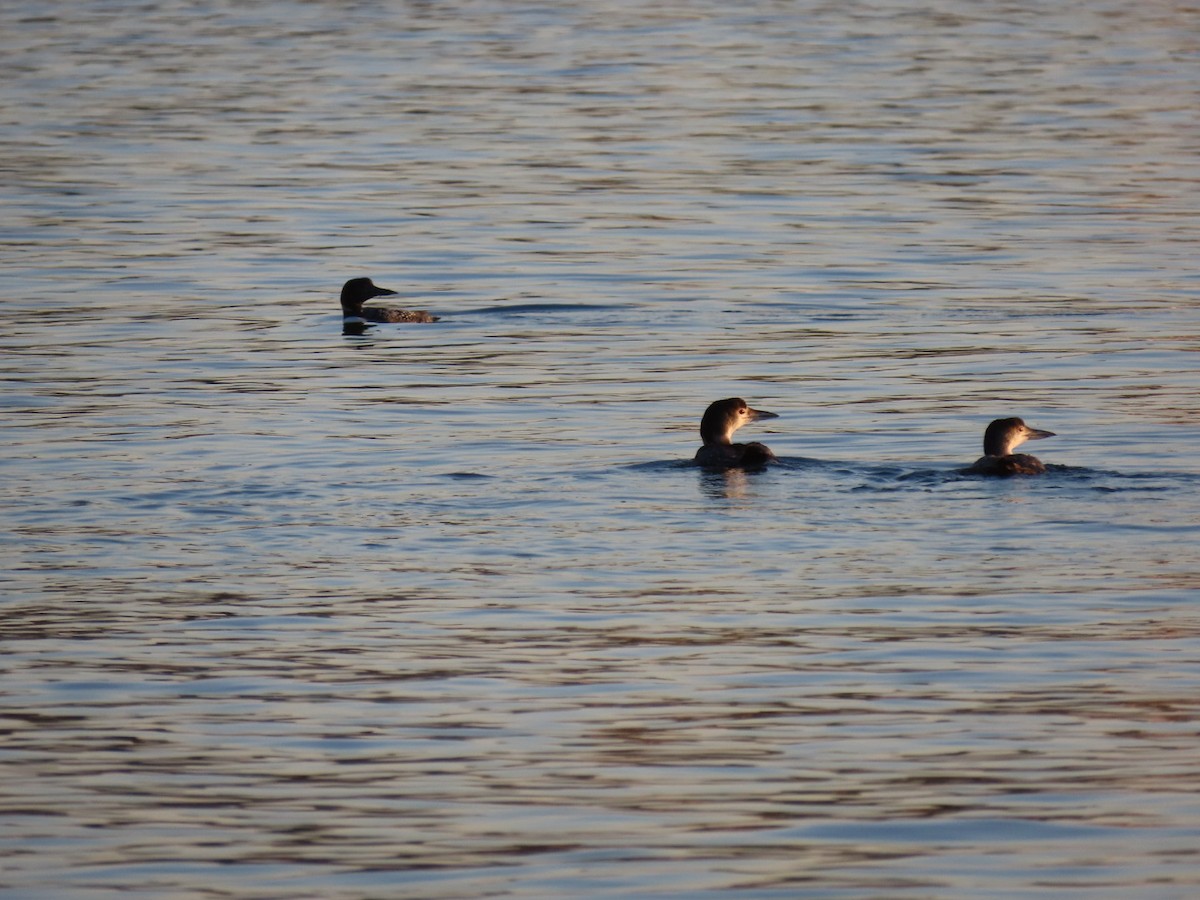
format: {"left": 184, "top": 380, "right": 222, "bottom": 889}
{"left": 340, "top": 277, "right": 439, "bottom": 330}
{"left": 694, "top": 398, "right": 779, "bottom": 468}
{"left": 965, "top": 417, "right": 1056, "bottom": 476}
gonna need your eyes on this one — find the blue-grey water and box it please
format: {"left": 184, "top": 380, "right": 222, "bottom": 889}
{"left": 2, "top": 1, "right": 1199, "bottom": 897}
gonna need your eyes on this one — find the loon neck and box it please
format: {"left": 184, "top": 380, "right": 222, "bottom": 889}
{"left": 701, "top": 428, "right": 735, "bottom": 446}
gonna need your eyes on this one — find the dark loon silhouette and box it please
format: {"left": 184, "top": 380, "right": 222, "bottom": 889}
{"left": 340, "top": 277, "right": 439, "bottom": 328}
{"left": 965, "top": 417, "right": 1056, "bottom": 476}
{"left": 694, "top": 398, "right": 779, "bottom": 468}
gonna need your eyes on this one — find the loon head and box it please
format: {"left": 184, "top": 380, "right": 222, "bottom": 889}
{"left": 699, "top": 397, "right": 779, "bottom": 446}
{"left": 340, "top": 277, "right": 398, "bottom": 316}
{"left": 983, "top": 417, "right": 1055, "bottom": 457}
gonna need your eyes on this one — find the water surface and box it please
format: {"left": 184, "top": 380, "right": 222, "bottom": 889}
{"left": 2, "top": 1, "right": 1199, "bottom": 897}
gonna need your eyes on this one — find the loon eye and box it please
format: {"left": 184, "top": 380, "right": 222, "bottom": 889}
{"left": 738, "top": 407, "right": 748, "bottom": 415}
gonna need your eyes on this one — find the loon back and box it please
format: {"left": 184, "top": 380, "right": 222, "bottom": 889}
{"left": 361, "top": 307, "right": 439, "bottom": 324}
{"left": 969, "top": 453, "right": 1047, "bottom": 476}
{"left": 695, "top": 440, "right": 777, "bottom": 468}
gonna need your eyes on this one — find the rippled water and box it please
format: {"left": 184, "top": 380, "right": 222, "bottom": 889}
{"left": 3, "top": 1, "right": 1200, "bottom": 897}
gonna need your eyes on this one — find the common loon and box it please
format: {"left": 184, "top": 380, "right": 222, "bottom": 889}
{"left": 694, "top": 398, "right": 779, "bottom": 468}
{"left": 340, "top": 277, "right": 439, "bottom": 328}
{"left": 965, "top": 417, "right": 1056, "bottom": 476}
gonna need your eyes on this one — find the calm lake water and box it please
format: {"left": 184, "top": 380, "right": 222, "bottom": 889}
{"left": 2, "top": 1, "right": 1199, "bottom": 897}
